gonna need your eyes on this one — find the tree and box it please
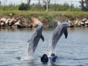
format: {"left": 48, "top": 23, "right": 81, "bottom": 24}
{"left": 0, "top": 1, "right": 1, "bottom": 6}
{"left": 79, "top": 0, "right": 88, "bottom": 11}
{"left": 18, "top": 3, "right": 28, "bottom": 10}
{"left": 27, "top": 0, "right": 31, "bottom": 9}
{"left": 85, "top": 0, "right": 88, "bottom": 11}
{"left": 43, "top": 0, "right": 50, "bottom": 11}
{"left": 80, "top": 0, "right": 85, "bottom": 11}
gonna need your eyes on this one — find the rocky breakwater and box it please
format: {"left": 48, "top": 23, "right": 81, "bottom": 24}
{"left": 0, "top": 17, "right": 33, "bottom": 29}
{"left": 0, "top": 17, "right": 88, "bottom": 29}
{"left": 0, "top": 17, "right": 50, "bottom": 29}
{"left": 68, "top": 18, "right": 88, "bottom": 27}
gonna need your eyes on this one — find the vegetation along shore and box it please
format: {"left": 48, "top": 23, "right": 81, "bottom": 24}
{"left": 0, "top": 11, "right": 88, "bottom": 29}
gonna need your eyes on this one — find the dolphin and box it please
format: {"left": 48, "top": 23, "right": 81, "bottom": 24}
{"left": 28, "top": 25, "right": 44, "bottom": 54}
{"left": 51, "top": 22, "right": 69, "bottom": 52}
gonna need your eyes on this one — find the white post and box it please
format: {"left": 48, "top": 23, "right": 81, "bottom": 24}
{"left": 39, "top": 0, "right": 40, "bottom": 11}
{"left": 4, "top": 0, "right": 5, "bottom": 6}
{"left": 46, "top": 0, "right": 48, "bottom": 11}
{"left": 43, "top": 0, "right": 49, "bottom": 11}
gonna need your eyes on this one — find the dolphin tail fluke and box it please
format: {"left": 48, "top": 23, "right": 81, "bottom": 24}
{"left": 40, "top": 35, "right": 44, "bottom": 41}
{"left": 64, "top": 29, "right": 68, "bottom": 39}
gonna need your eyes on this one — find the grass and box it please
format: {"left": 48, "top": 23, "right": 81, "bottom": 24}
{"left": 0, "top": 10, "right": 88, "bottom": 23}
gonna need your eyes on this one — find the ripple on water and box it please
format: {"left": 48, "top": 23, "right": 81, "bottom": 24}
{"left": 0, "top": 27, "right": 88, "bottom": 66}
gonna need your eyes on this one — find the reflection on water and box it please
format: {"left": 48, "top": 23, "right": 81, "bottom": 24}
{"left": 0, "top": 27, "right": 88, "bottom": 66}
{"left": 0, "top": 27, "right": 87, "bottom": 32}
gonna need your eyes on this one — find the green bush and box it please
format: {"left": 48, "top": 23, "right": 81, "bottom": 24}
{"left": 43, "top": 13, "right": 54, "bottom": 24}
{"left": 0, "top": 6, "right": 17, "bottom": 11}
{"left": 17, "top": 3, "right": 28, "bottom": 10}
{"left": 71, "top": 8, "right": 81, "bottom": 11}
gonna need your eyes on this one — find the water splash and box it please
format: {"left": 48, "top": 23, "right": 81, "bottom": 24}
{"left": 47, "top": 43, "right": 56, "bottom": 57}
{"left": 21, "top": 43, "right": 34, "bottom": 61}
{"left": 49, "top": 43, "right": 57, "bottom": 57}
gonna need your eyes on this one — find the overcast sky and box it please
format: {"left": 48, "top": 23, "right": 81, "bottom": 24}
{"left": 0, "top": 0, "right": 81, "bottom": 7}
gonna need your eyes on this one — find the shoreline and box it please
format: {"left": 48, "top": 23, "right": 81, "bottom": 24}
{"left": 0, "top": 26, "right": 88, "bottom": 30}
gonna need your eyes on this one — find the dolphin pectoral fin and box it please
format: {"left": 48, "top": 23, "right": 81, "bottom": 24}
{"left": 40, "top": 35, "right": 44, "bottom": 41}
{"left": 27, "top": 39, "right": 32, "bottom": 42}
{"left": 64, "top": 29, "right": 68, "bottom": 39}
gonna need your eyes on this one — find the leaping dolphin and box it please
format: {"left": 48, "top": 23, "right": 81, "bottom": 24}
{"left": 51, "top": 22, "right": 69, "bottom": 52}
{"left": 28, "top": 25, "right": 44, "bottom": 54}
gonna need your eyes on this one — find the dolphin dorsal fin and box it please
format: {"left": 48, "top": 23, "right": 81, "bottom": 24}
{"left": 40, "top": 35, "right": 44, "bottom": 41}
{"left": 64, "top": 29, "right": 68, "bottom": 39}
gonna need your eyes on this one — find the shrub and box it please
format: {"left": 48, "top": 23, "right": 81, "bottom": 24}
{"left": 43, "top": 13, "right": 54, "bottom": 24}
{"left": 17, "top": 3, "right": 28, "bottom": 10}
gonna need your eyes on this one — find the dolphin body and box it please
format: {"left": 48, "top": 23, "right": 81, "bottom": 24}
{"left": 28, "top": 25, "right": 44, "bottom": 54}
{"left": 51, "top": 22, "right": 69, "bottom": 52}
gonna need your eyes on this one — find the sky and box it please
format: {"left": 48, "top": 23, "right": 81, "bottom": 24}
{"left": 0, "top": 0, "right": 81, "bottom": 7}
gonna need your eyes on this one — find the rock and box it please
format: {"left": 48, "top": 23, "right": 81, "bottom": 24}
{"left": 73, "top": 20, "right": 82, "bottom": 27}
{"left": 5, "top": 18, "right": 10, "bottom": 24}
{"left": 68, "top": 21, "right": 74, "bottom": 27}
{"left": 8, "top": 18, "right": 16, "bottom": 26}
{"left": 85, "top": 20, "right": 88, "bottom": 24}
{"left": 73, "top": 20, "right": 79, "bottom": 26}
{"left": 32, "top": 18, "right": 43, "bottom": 27}
{"left": 0, "top": 18, "right": 6, "bottom": 22}
{"left": 9, "top": 13, "right": 12, "bottom": 16}
{"left": 77, "top": 21, "right": 81, "bottom": 27}
{"left": 81, "top": 18, "right": 87, "bottom": 22}
{"left": 14, "top": 20, "right": 21, "bottom": 26}
{"left": 75, "top": 20, "right": 79, "bottom": 24}
{"left": 17, "top": 25, "right": 32, "bottom": 28}
{"left": 1, "top": 16, "right": 88, "bottom": 29}
{"left": 80, "top": 22, "right": 85, "bottom": 26}
{"left": 0, "top": 22, "right": 4, "bottom": 26}
{"left": 57, "top": 21, "right": 61, "bottom": 25}
{"left": 17, "top": 25, "right": 25, "bottom": 28}
{"left": 80, "top": 22, "right": 84, "bottom": 24}
{"left": 85, "top": 20, "right": 88, "bottom": 26}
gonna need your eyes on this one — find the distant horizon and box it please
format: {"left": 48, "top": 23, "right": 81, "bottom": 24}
{"left": 0, "top": 0, "right": 80, "bottom": 7}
